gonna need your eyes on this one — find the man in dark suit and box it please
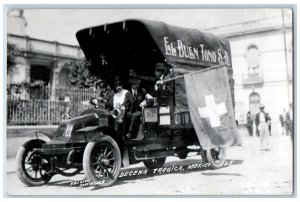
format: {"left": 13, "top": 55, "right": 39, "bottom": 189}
{"left": 246, "top": 111, "right": 253, "bottom": 136}
{"left": 153, "top": 62, "right": 175, "bottom": 97}
{"left": 95, "top": 79, "right": 115, "bottom": 110}
{"left": 126, "top": 76, "right": 147, "bottom": 139}
{"left": 255, "top": 104, "right": 271, "bottom": 151}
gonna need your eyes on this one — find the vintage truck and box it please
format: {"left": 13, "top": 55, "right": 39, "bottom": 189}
{"left": 16, "top": 19, "right": 236, "bottom": 187}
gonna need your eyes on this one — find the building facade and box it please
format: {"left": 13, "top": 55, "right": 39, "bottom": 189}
{"left": 7, "top": 10, "right": 85, "bottom": 100}
{"left": 204, "top": 9, "right": 293, "bottom": 134}
{"left": 7, "top": 10, "right": 90, "bottom": 125}
{"left": 7, "top": 9, "right": 293, "bottom": 129}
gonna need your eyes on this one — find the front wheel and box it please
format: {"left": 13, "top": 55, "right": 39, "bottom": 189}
{"left": 206, "top": 147, "right": 226, "bottom": 169}
{"left": 143, "top": 157, "right": 166, "bottom": 169}
{"left": 16, "top": 139, "right": 52, "bottom": 186}
{"left": 83, "top": 136, "right": 121, "bottom": 187}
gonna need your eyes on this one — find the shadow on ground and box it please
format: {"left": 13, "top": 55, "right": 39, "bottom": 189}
{"left": 44, "top": 158, "right": 244, "bottom": 191}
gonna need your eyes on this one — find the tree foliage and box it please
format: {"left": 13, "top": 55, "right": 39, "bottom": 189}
{"left": 7, "top": 43, "right": 21, "bottom": 72}
{"left": 68, "top": 60, "right": 98, "bottom": 88}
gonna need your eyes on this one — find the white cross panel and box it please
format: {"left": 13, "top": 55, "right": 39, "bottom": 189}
{"left": 197, "top": 95, "right": 227, "bottom": 128}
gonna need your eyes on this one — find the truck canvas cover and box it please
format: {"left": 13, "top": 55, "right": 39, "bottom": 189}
{"left": 76, "top": 19, "right": 234, "bottom": 112}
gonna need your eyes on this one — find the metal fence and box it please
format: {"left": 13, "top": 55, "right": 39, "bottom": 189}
{"left": 55, "top": 87, "right": 96, "bottom": 102}
{"left": 7, "top": 87, "right": 95, "bottom": 126}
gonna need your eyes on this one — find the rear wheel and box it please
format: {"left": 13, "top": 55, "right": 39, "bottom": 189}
{"left": 206, "top": 147, "right": 226, "bottom": 169}
{"left": 83, "top": 136, "right": 121, "bottom": 187}
{"left": 143, "top": 157, "right": 166, "bottom": 169}
{"left": 16, "top": 139, "right": 52, "bottom": 186}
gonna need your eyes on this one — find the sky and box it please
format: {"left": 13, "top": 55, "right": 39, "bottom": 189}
{"left": 14, "top": 8, "right": 285, "bottom": 46}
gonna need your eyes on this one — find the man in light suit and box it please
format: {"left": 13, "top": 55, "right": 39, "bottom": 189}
{"left": 255, "top": 104, "right": 271, "bottom": 151}
{"left": 112, "top": 76, "right": 133, "bottom": 118}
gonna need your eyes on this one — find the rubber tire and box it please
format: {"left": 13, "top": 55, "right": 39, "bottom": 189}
{"left": 16, "top": 139, "right": 52, "bottom": 186}
{"left": 143, "top": 157, "right": 166, "bottom": 170}
{"left": 206, "top": 147, "right": 226, "bottom": 169}
{"left": 83, "top": 136, "right": 121, "bottom": 187}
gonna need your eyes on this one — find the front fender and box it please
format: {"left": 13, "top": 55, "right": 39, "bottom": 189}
{"left": 35, "top": 130, "right": 56, "bottom": 140}
{"left": 94, "top": 126, "right": 126, "bottom": 153}
{"left": 72, "top": 126, "right": 126, "bottom": 154}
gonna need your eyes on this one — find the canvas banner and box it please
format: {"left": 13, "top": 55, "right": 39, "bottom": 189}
{"left": 184, "top": 66, "right": 241, "bottom": 150}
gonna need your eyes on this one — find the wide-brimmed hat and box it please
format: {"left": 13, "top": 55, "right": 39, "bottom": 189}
{"left": 113, "top": 76, "right": 123, "bottom": 85}
{"left": 155, "top": 63, "right": 167, "bottom": 71}
{"left": 95, "top": 78, "right": 107, "bottom": 85}
{"left": 95, "top": 78, "right": 109, "bottom": 89}
{"left": 259, "top": 104, "right": 265, "bottom": 109}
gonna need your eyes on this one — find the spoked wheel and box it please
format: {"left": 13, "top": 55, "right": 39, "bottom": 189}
{"left": 143, "top": 157, "right": 166, "bottom": 169}
{"left": 16, "top": 139, "right": 52, "bottom": 186}
{"left": 206, "top": 147, "right": 226, "bottom": 169}
{"left": 83, "top": 136, "right": 121, "bottom": 187}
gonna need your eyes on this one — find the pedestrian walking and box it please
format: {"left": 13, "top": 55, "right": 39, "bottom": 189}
{"left": 246, "top": 111, "right": 253, "bottom": 136}
{"left": 255, "top": 104, "right": 271, "bottom": 151}
{"left": 279, "top": 109, "right": 286, "bottom": 135}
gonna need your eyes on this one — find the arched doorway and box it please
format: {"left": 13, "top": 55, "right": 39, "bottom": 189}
{"left": 249, "top": 92, "right": 260, "bottom": 116}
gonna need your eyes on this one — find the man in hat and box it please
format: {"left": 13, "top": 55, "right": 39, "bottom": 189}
{"left": 94, "top": 78, "right": 115, "bottom": 110}
{"left": 126, "top": 76, "right": 147, "bottom": 139}
{"left": 255, "top": 104, "right": 271, "bottom": 151}
{"left": 153, "top": 62, "right": 175, "bottom": 97}
{"left": 128, "top": 68, "right": 137, "bottom": 78}
{"left": 128, "top": 76, "right": 147, "bottom": 113}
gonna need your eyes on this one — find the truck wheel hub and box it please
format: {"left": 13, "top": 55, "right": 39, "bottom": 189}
{"left": 101, "top": 159, "right": 110, "bottom": 166}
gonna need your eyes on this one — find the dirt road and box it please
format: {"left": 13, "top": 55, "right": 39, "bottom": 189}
{"left": 5, "top": 132, "right": 293, "bottom": 196}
